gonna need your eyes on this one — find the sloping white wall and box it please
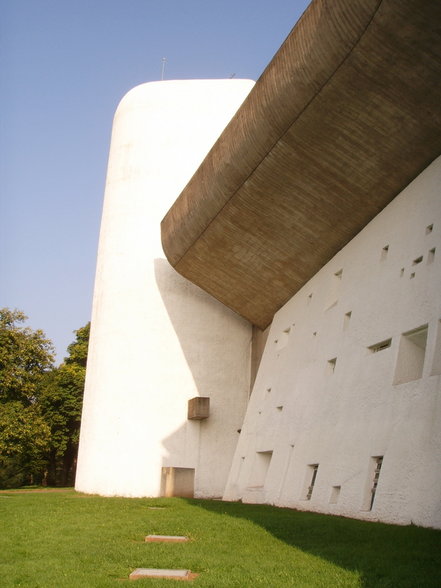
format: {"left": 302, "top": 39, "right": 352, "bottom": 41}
{"left": 75, "top": 79, "right": 254, "bottom": 498}
{"left": 224, "top": 156, "right": 441, "bottom": 529}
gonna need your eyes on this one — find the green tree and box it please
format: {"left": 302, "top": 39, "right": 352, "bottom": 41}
{"left": 39, "top": 323, "right": 89, "bottom": 485}
{"left": 64, "top": 322, "right": 90, "bottom": 367}
{"left": 0, "top": 308, "right": 54, "bottom": 487}
{"left": 0, "top": 402, "right": 51, "bottom": 488}
{"left": 0, "top": 309, "right": 89, "bottom": 488}
{"left": 0, "top": 308, "right": 54, "bottom": 405}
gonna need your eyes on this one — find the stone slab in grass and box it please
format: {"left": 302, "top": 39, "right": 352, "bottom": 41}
{"left": 145, "top": 534, "right": 189, "bottom": 542}
{"left": 129, "top": 568, "right": 196, "bottom": 580}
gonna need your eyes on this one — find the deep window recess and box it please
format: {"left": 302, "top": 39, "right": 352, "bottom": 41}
{"left": 368, "top": 338, "right": 392, "bottom": 353}
{"left": 249, "top": 451, "right": 273, "bottom": 488}
{"left": 430, "top": 320, "right": 441, "bottom": 376}
{"left": 369, "top": 456, "right": 383, "bottom": 510}
{"left": 362, "top": 456, "right": 384, "bottom": 511}
{"left": 393, "top": 325, "right": 428, "bottom": 384}
{"left": 330, "top": 485, "right": 341, "bottom": 504}
{"left": 305, "top": 464, "right": 319, "bottom": 500}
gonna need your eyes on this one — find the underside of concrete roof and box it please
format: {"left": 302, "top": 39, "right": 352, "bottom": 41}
{"left": 161, "top": 0, "right": 441, "bottom": 330}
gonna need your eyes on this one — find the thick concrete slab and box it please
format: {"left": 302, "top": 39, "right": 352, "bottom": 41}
{"left": 145, "top": 534, "right": 189, "bottom": 542}
{"left": 129, "top": 568, "right": 194, "bottom": 580}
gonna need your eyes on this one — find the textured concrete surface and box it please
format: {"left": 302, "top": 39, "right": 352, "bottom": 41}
{"left": 224, "top": 156, "right": 441, "bottom": 529}
{"left": 162, "top": 0, "right": 441, "bottom": 329}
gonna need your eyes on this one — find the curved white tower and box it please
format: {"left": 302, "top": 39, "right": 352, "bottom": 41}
{"left": 75, "top": 79, "right": 254, "bottom": 497}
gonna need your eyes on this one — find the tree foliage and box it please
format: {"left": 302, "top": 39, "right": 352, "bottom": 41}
{"left": 0, "top": 308, "right": 54, "bottom": 404}
{"left": 64, "top": 322, "right": 90, "bottom": 367}
{"left": 0, "top": 309, "right": 89, "bottom": 488}
{"left": 0, "top": 402, "right": 51, "bottom": 487}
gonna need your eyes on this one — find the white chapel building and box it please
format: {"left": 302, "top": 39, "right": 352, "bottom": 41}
{"left": 76, "top": 0, "right": 441, "bottom": 529}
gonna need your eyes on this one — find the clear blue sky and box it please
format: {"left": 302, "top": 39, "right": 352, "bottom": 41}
{"left": 1, "top": 0, "right": 310, "bottom": 363}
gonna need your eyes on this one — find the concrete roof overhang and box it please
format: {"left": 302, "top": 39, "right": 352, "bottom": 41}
{"left": 161, "top": 0, "right": 441, "bottom": 330}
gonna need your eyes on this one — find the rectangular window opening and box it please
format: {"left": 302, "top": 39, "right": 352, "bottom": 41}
{"left": 368, "top": 338, "right": 392, "bottom": 353}
{"left": 430, "top": 319, "right": 441, "bottom": 376}
{"left": 329, "top": 485, "right": 341, "bottom": 504}
{"left": 412, "top": 255, "right": 423, "bottom": 265}
{"left": 369, "top": 456, "right": 383, "bottom": 510}
{"left": 361, "top": 456, "right": 384, "bottom": 511}
{"left": 428, "top": 247, "right": 436, "bottom": 263}
{"left": 393, "top": 325, "right": 428, "bottom": 385}
{"left": 248, "top": 451, "right": 273, "bottom": 488}
{"left": 302, "top": 464, "right": 319, "bottom": 501}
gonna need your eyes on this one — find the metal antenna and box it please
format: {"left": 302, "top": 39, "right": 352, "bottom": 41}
{"left": 161, "top": 57, "right": 167, "bottom": 81}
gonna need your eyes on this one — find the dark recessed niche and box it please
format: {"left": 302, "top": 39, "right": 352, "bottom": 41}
{"left": 368, "top": 338, "right": 392, "bottom": 353}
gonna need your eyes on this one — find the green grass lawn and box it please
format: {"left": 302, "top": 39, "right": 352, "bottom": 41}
{"left": 0, "top": 490, "right": 440, "bottom": 587}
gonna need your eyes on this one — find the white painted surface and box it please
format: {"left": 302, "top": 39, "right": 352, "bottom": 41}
{"left": 224, "top": 156, "right": 441, "bottom": 529}
{"left": 75, "top": 80, "right": 254, "bottom": 498}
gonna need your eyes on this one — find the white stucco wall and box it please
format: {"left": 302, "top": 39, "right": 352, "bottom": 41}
{"left": 75, "top": 79, "right": 254, "bottom": 498}
{"left": 224, "top": 156, "right": 441, "bottom": 529}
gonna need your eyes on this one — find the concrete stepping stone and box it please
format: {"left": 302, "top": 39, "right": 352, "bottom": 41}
{"left": 129, "top": 568, "right": 195, "bottom": 580}
{"left": 145, "top": 534, "right": 189, "bottom": 543}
